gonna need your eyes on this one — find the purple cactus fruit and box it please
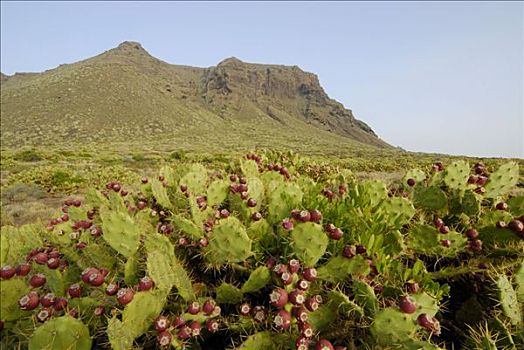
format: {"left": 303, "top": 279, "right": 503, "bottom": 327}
{"left": 251, "top": 212, "right": 262, "bottom": 221}
{"left": 36, "top": 307, "right": 52, "bottom": 322}
{"left": 68, "top": 284, "right": 82, "bottom": 298}
{"left": 116, "top": 288, "right": 134, "bottom": 305}
{"left": 342, "top": 245, "right": 356, "bottom": 259}
{"left": 281, "top": 272, "right": 293, "bottom": 285}
{"left": 316, "top": 339, "right": 335, "bottom": 350}
{"left": 53, "top": 297, "right": 68, "bottom": 311}
{"left": 19, "top": 291, "right": 39, "bottom": 310}
{"left": 177, "top": 326, "right": 192, "bottom": 340}
{"left": 304, "top": 297, "right": 319, "bottom": 312}
{"left": 240, "top": 191, "right": 249, "bottom": 200}
{"left": 270, "top": 288, "right": 289, "bottom": 308}
{"left": 293, "top": 306, "right": 309, "bottom": 323}
{"left": 465, "top": 228, "right": 479, "bottom": 239}
{"left": 154, "top": 315, "right": 170, "bottom": 332}
{"left": 474, "top": 187, "right": 486, "bottom": 194}
{"left": 309, "top": 209, "right": 322, "bottom": 223}
{"left": 202, "top": 299, "right": 216, "bottom": 315}
{"left": 508, "top": 220, "right": 524, "bottom": 233}
{"left": 399, "top": 296, "right": 417, "bottom": 314}
{"left": 138, "top": 276, "right": 154, "bottom": 291}
{"left": 106, "top": 283, "right": 119, "bottom": 296}
{"left": 477, "top": 176, "right": 488, "bottom": 186}
{"left": 434, "top": 218, "right": 444, "bottom": 228}
{"left": 440, "top": 239, "right": 451, "bottom": 248}
{"left": 34, "top": 252, "right": 48, "bottom": 265}
{"left": 496, "top": 202, "right": 508, "bottom": 210}
{"left": 189, "top": 320, "right": 201, "bottom": 337}
{"left": 329, "top": 228, "right": 343, "bottom": 240}
{"left": 297, "top": 279, "right": 310, "bottom": 291}
{"left": 300, "top": 322, "right": 314, "bottom": 338}
{"left": 15, "top": 263, "right": 31, "bottom": 277}
{"left": 298, "top": 210, "right": 311, "bottom": 223}
{"left": 356, "top": 245, "right": 367, "bottom": 255}
{"left": 405, "top": 282, "right": 419, "bottom": 294}
{"left": 206, "top": 319, "right": 219, "bottom": 333}
{"left": 219, "top": 209, "right": 230, "bottom": 218}
{"left": 288, "top": 259, "right": 301, "bottom": 273}
{"left": 247, "top": 198, "right": 257, "bottom": 207}
{"left": 29, "top": 274, "right": 46, "bottom": 288}
{"left": 157, "top": 330, "right": 172, "bottom": 347}
{"left": 496, "top": 221, "right": 507, "bottom": 229}
{"left": 251, "top": 306, "right": 267, "bottom": 323}
{"left": 89, "top": 272, "right": 105, "bottom": 287}
{"left": 180, "top": 184, "right": 188, "bottom": 193}
{"left": 40, "top": 293, "right": 56, "bottom": 307}
{"left": 187, "top": 301, "right": 200, "bottom": 315}
{"left": 239, "top": 177, "right": 247, "bottom": 185}
{"left": 296, "top": 336, "right": 311, "bottom": 350}
{"left": 302, "top": 267, "right": 317, "bottom": 282}
{"left": 94, "top": 305, "right": 105, "bottom": 317}
{"left": 407, "top": 178, "right": 416, "bottom": 187}
{"left": 468, "top": 239, "right": 483, "bottom": 252}
{"left": 265, "top": 256, "right": 277, "bottom": 269}
{"left": 291, "top": 209, "right": 301, "bottom": 220}
{"left": 273, "top": 309, "right": 292, "bottom": 330}
{"left": 1, "top": 265, "right": 15, "bottom": 279}
{"left": 173, "top": 315, "right": 186, "bottom": 328}
{"left": 230, "top": 174, "right": 238, "bottom": 182}
{"left": 240, "top": 303, "right": 251, "bottom": 316}
{"left": 439, "top": 225, "right": 450, "bottom": 234}
{"left": 289, "top": 290, "right": 306, "bottom": 305}
{"left": 282, "top": 218, "right": 294, "bottom": 231}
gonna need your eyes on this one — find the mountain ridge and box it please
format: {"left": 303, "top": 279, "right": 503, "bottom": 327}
{"left": 0, "top": 41, "right": 390, "bottom": 153}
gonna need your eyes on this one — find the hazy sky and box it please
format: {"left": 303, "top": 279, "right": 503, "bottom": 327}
{"left": 1, "top": 1, "right": 522, "bottom": 158}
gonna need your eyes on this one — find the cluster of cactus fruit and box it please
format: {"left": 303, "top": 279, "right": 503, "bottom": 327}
{"left": 1, "top": 152, "right": 523, "bottom": 349}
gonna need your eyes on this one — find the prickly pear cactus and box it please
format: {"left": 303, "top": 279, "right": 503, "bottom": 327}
{"left": 29, "top": 315, "right": 91, "bottom": 350}
{"left": 290, "top": 222, "right": 328, "bottom": 266}
{"left": 204, "top": 217, "right": 252, "bottom": 265}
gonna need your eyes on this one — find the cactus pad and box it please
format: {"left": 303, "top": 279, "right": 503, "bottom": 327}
{"left": 413, "top": 185, "right": 447, "bottom": 211}
{"left": 484, "top": 162, "right": 519, "bottom": 199}
{"left": 100, "top": 207, "right": 141, "bottom": 257}
{"left": 370, "top": 307, "right": 417, "bottom": 344}
{"left": 291, "top": 222, "right": 328, "bottom": 267}
{"left": 0, "top": 279, "right": 29, "bottom": 321}
{"left": 444, "top": 161, "right": 470, "bottom": 191}
{"left": 207, "top": 179, "right": 230, "bottom": 207}
{"left": 241, "top": 266, "right": 271, "bottom": 293}
{"left": 173, "top": 214, "right": 204, "bottom": 240}
{"left": 28, "top": 315, "right": 92, "bottom": 350}
{"left": 358, "top": 180, "right": 388, "bottom": 208}
{"left": 317, "top": 255, "right": 370, "bottom": 283}
{"left": 151, "top": 178, "right": 172, "bottom": 209}
{"left": 378, "top": 197, "right": 416, "bottom": 229}
{"left": 205, "top": 217, "right": 252, "bottom": 265}
{"left": 495, "top": 275, "right": 522, "bottom": 326}
{"left": 267, "top": 181, "right": 303, "bottom": 224}
{"left": 216, "top": 283, "right": 243, "bottom": 304}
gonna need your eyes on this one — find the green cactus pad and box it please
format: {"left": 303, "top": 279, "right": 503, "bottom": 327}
{"left": 413, "top": 185, "right": 447, "bottom": 211}
{"left": 67, "top": 205, "right": 88, "bottom": 223}
{"left": 205, "top": 217, "right": 252, "bottom": 265}
{"left": 79, "top": 243, "right": 116, "bottom": 271}
{"left": 449, "top": 191, "right": 480, "bottom": 217}
{"left": 358, "top": 180, "right": 388, "bottom": 208}
{"left": 403, "top": 169, "right": 426, "bottom": 187}
{"left": 173, "top": 214, "right": 204, "bottom": 240}
{"left": 485, "top": 162, "right": 519, "bottom": 199}
{"left": 407, "top": 224, "right": 467, "bottom": 257}
{"left": 267, "top": 181, "right": 303, "bottom": 224}
{"left": 151, "top": 178, "right": 172, "bottom": 209}
{"left": 107, "top": 317, "right": 133, "bottom": 350}
{"left": 84, "top": 188, "right": 110, "bottom": 208}
{"left": 290, "top": 222, "right": 328, "bottom": 267}
{"left": 146, "top": 233, "right": 195, "bottom": 299}
{"left": 207, "top": 179, "right": 230, "bottom": 207}
{"left": 378, "top": 197, "right": 416, "bottom": 229}
{"left": 28, "top": 315, "right": 92, "bottom": 350}
{"left": 234, "top": 331, "right": 274, "bottom": 349}
{"left": 444, "top": 161, "right": 470, "bottom": 191}
{"left": 246, "top": 219, "right": 271, "bottom": 241}
{"left": 327, "top": 290, "right": 364, "bottom": 317}
{"left": 216, "top": 282, "right": 243, "bottom": 304}
{"left": 0, "top": 279, "right": 29, "bottom": 321}
{"left": 122, "top": 290, "right": 167, "bottom": 338}
{"left": 241, "top": 266, "right": 271, "bottom": 293}
{"left": 124, "top": 253, "right": 140, "bottom": 286}
{"left": 100, "top": 207, "right": 141, "bottom": 257}
{"left": 159, "top": 165, "right": 176, "bottom": 187}
{"left": 515, "top": 263, "right": 524, "bottom": 303}
{"left": 352, "top": 280, "right": 379, "bottom": 316}
{"left": 370, "top": 307, "right": 417, "bottom": 345}
{"left": 179, "top": 164, "right": 207, "bottom": 195}
{"left": 69, "top": 297, "right": 99, "bottom": 315}
{"left": 495, "top": 275, "right": 522, "bottom": 326}
{"left": 317, "top": 255, "right": 370, "bottom": 283}
{"left": 241, "top": 159, "right": 260, "bottom": 178}
{"left": 410, "top": 292, "right": 440, "bottom": 320}
{"left": 308, "top": 303, "right": 337, "bottom": 332}
{"left": 507, "top": 195, "right": 524, "bottom": 216}
{"left": 1, "top": 224, "right": 43, "bottom": 266}
{"left": 401, "top": 339, "right": 443, "bottom": 350}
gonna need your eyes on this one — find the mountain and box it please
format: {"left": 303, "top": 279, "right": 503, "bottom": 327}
{"left": 0, "top": 41, "right": 391, "bottom": 153}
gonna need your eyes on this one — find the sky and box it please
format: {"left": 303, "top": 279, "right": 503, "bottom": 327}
{"left": 1, "top": 1, "right": 523, "bottom": 158}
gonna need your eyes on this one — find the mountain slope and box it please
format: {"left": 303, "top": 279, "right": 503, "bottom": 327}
{"left": 0, "top": 41, "right": 390, "bottom": 152}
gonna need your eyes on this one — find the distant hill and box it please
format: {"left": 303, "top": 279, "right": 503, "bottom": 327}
{"left": 0, "top": 41, "right": 391, "bottom": 153}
